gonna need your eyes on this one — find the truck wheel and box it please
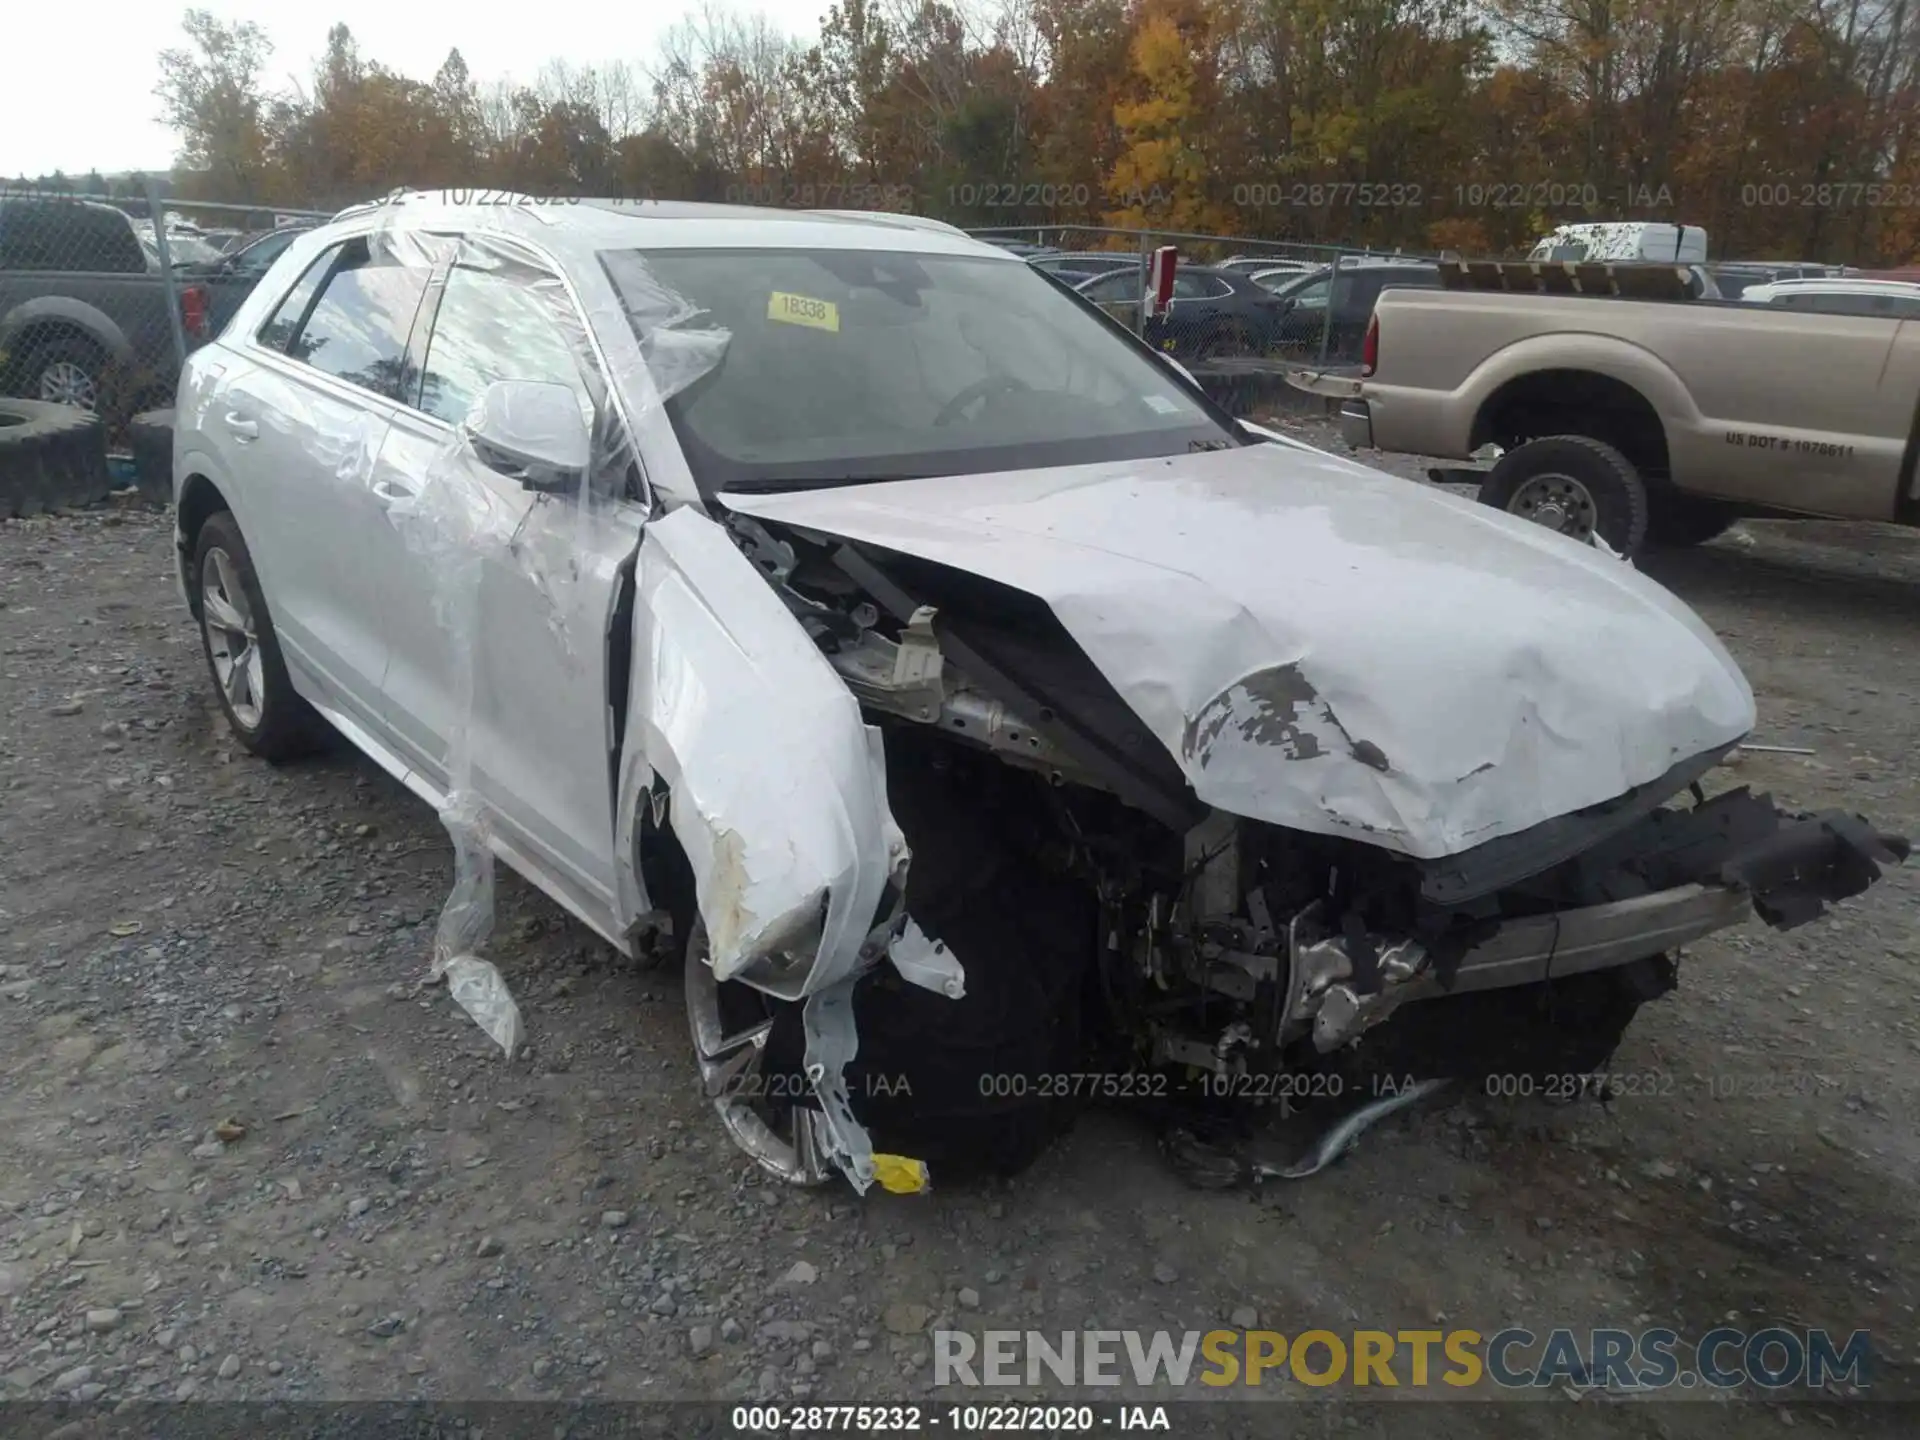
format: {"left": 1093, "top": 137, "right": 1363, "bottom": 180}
{"left": 18, "top": 334, "right": 109, "bottom": 413}
{"left": 1478, "top": 435, "right": 1650, "bottom": 557}
{"left": 1644, "top": 493, "right": 1736, "bottom": 549}
{"left": 0, "top": 398, "right": 111, "bottom": 518}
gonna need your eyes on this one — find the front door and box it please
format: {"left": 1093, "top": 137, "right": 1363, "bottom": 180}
{"left": 373, "top": 251, "right": 645, "bottom": 939}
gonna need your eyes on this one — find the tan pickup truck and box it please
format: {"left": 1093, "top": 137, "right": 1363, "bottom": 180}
{"left": 1299, "top": 270, "right": 1920, "bottom": 555}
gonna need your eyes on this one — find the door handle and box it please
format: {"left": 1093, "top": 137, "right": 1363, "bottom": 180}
{"left": 223, "top": 411, "right": 258, "bottom": 441}
{"left": 372, "top": 479, "right": 416, "bottom": 505}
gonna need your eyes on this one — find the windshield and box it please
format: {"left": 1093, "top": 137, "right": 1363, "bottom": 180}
{"left": 607, "top": 248, "right": 1237, "bottom": 491}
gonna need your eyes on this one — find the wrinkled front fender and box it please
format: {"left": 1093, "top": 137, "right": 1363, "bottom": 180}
{"left": 615, "top": 506, "right": 906, "bottom": 1000}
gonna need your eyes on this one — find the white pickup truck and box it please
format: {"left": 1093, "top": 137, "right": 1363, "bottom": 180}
{"left": 1297, "top": 264, "right": 1920, "bottom": 556}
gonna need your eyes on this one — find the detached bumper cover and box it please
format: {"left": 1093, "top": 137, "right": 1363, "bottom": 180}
{"left": 1410, "top": 787, "right": 1908, "bottom": 1001}
{"left": 1715, "top": 806, "right": 1909, "bottom": 928}
{"left": 1550, "top": 783, "right": 1909, "bottom": 935}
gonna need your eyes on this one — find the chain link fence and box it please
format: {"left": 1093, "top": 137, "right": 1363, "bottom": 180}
{"left": 973, "top": 224, "right": 1440, "bottom": 409}
{"left": 1, "top": 180, "right": 328, "bottom": 431}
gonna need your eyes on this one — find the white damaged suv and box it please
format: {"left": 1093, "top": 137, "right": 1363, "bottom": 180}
{"left": 172, "top": 193, "right": 1906, "bottom": 1191}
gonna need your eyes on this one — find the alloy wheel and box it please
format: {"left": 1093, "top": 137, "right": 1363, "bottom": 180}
{"left": 684, "top": 926, "right": 835, "bottom": 1186}
{"left": 200, "top": 546, "right": 265, "bottom": 729}
{"left": 38, "top": 361, "right": 98, "bottom": 411}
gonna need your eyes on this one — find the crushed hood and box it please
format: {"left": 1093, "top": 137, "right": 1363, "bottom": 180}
{"left": 720, "top": 444, "right": 1755, "bottom": 859}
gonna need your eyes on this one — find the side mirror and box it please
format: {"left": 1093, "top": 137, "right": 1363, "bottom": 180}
{"left": 461, "top": 379, "right": 590, "bottom": 493}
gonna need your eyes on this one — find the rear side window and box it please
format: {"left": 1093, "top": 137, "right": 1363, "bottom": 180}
{"left": 418, "top": 264, "right": 588, "bottom": 426}
{"left": 257, "top": 244, "right": 341, "bottom": 353}
{"left": 277, "top": 238, "right": 429, "bottom": 400}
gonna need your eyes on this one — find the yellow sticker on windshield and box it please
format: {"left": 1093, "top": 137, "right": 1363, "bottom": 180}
{"left": 768, "top": 291, "right": 840, "bottom": 332}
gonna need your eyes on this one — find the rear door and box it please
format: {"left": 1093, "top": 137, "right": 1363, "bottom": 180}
{"left": 211, "top": 235, "right": 428, "bottom": 733}
{"left": 372, "top": 246, "right": 646, "bottom": 939}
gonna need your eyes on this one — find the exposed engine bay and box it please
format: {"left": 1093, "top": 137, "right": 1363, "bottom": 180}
{"left": 653, "top": 509, "right": 1909, "bottom": 1191}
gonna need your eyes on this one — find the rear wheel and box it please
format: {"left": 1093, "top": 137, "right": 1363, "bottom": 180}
{"left": 1478, "top": 435, "right": 1650, "bottom": 557}
{"left": 191, "top": 511, "right": 324, "bottom": 760}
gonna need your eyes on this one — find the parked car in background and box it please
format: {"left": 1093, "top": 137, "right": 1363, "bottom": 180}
{"left": 1709, "top": 261, "right": 1837, "bottom": 298}
{"left": 0, "top": 195, "right": 209, "bottom": 415}
{"left": 1027, "top": 252, "right": 1137, "bottom": 288}
{"left": 1073, "top": 263, "right": 1291, "bottom": 358}
{"left": 1261, "top": 260, "right": 1439, "bottom": 358}
{"left": 181, "top": 225, "right": 319, "bottom": 332}
{"left": 1739, "top": 276, "right": 1920, "bottom": 316}
{"left": 192, "top": 225, "right": 316, "bottom": 281}
{"left": 1249, "top": 266, "right": 1315, "bottom": 292}
{"left": 1304, "top": 273, "right": 1920, "bottom": 556}
{"left": 1529, "top": 221, "right": 1708, "bottom": 264}
{"left": 172, "top": 193, "right": 1903, "bottom": 1195}
{"left": 1219, "top": 256, "right": 1314, "bottom": 277}
{"left": 978, "top": 237, "right": 1059, "bottom": 258}
{"left": 133, "top": 223, "right": 226, "bottom": 268}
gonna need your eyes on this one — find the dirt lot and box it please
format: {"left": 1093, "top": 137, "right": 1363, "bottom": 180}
{"left": 2, "top": 423, "right": 1917, "bottom": 1437}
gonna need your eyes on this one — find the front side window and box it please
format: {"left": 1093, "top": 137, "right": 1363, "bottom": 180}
{"left": 280, "top": 238, "right": 428, "bottom": 400}
{"left": 606, "top": 247, "right": 1237, "bottom": 491}
{"left": 419, "top": 264, "right": 587, "bottom": 426}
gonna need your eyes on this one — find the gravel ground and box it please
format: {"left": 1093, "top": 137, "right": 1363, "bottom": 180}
{"left": 2, "top": 434, "right": 1917, "bottom": 1437}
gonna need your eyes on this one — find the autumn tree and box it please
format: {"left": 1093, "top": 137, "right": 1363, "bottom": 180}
{"left": 154, "top": 10, "right": 274, "bottom": 199}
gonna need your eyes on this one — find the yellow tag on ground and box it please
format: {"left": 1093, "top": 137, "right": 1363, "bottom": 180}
{"left": 768, "top": 291, "right": 840, "bottom": 332}
{"left": 872, "top": 1154, "right": 930, "bottom": 1194}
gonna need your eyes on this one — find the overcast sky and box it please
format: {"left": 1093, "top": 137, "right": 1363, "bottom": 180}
{"left": 6, "top": 2, "right": 820, "bottom": 179}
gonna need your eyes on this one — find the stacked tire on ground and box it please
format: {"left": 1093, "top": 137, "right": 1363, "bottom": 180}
{"left": 128, "top": 409, "right": 175, "bottom": 507}
{"left": 0, "top": 399, "right": 112, "bottom": 518}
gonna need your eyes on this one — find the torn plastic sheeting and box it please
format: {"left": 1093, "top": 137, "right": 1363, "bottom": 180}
{"left": 360, "top": 205, "right": 730, "bottom": 1054}
{"left": 803, "top": 974, "right": 875, "bottom": 1193}
{"left": 888, "top": 919, "right": 966, "bottom": 1000}
{"left": 720, "top": 444, "right": 1756, "bottom": 860}
{"left": 628, "top": 506, "right": 907, "bottom": 1001}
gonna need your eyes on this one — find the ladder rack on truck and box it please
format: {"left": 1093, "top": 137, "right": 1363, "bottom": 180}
{"left": 1436, "top": 258, "right": 1698, "bottom": 301}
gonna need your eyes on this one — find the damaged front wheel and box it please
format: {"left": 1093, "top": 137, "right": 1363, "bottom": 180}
{"left": 684, "top": 919, "right": 835, "bottom": 1187}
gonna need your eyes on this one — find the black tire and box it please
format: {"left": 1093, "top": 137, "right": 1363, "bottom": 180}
{"left": 190, "top": 510, "right": 324, "bottom": 760}
{"left": 0, "top": 397, "right": 110, "bottom": 518}
{"left": 1477, "top": 435, "right": 1650, "bottom": 557}
{"left": 128, "top": 408, "right": 174, "bottom": 508}
{"left": 12, "top": 332, "right": 112, "bottom": 415}
{"left": 754, "top": 732, "right": 1098, "bottom": 1179}
{"left": 1644, "top": 492, "right": 1737, "bottom": 550}
{"left": 1350, "top": 955, "right": 1678, "bottom": 1089}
